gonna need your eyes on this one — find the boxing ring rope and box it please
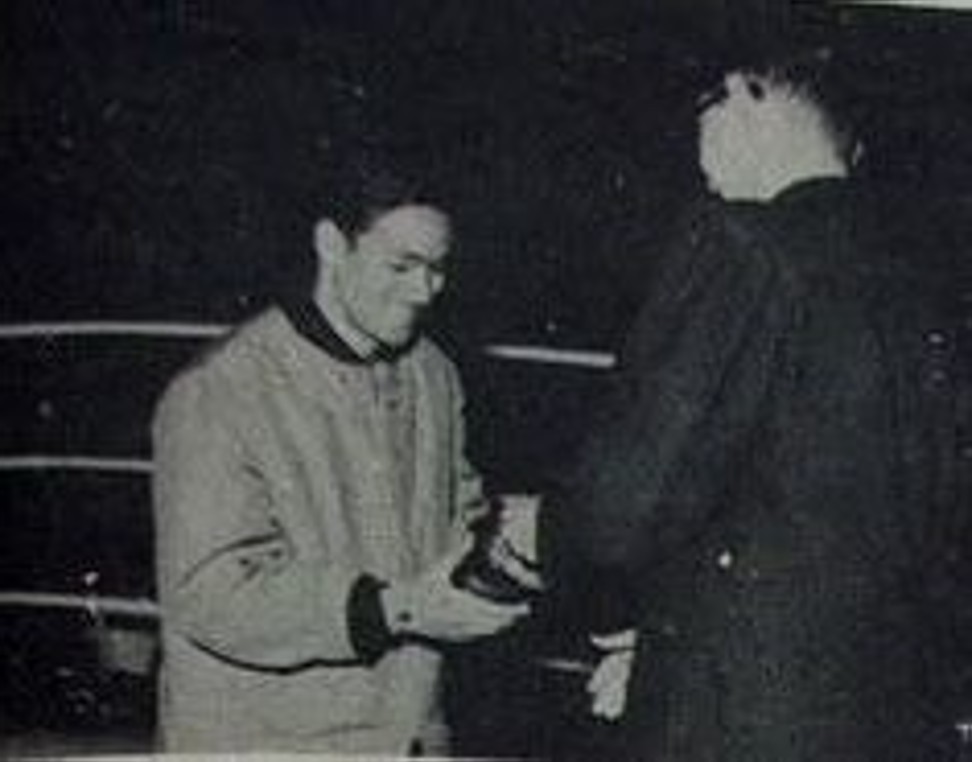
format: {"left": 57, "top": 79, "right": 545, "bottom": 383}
{"left": 0, "top": 592, "right": 159, "bottom": 621}
{"left": 0, "top": 320, "right": 617, "bottom": 369}
{"left": 0, "top": 456, "right": 154, "bottom": 474}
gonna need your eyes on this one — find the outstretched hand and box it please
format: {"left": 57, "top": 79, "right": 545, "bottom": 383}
{"left": 382, "top": 546, "right": 530, "bottom": 644}
{"left": 587, "top": 629, "right": 637, "bottom": 721}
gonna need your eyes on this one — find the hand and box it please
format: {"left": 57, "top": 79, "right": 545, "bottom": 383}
{"left": 587, "top": 629, "right": 637, "bottom": 721}
{"left": 382, "top": 547, "right": 530, "bottom": 644}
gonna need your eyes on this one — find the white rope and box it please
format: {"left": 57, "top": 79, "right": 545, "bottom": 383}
{"left": 0, "top": 591, "right": 159, "bottom": 620}
{"left": 0, "top": 456, "right": 153, "bottom": 474}
{"left": 484, "top": 344, "right": 617, "bottom": 369}
{"left": 0, "top": 321, "right": 618, "bottom": 368}
{"left": 0, "top": 321, "right": 227, "bottom": 339}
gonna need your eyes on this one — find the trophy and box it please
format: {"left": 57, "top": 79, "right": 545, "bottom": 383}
{"left": 451, "top": 496, "right": 635, "bottom": 719}
{"left": 451, "top": 496, "right": 543, "bottom": 604}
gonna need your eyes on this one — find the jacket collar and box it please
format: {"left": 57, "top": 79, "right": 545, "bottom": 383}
{"left": 770, "top": 176, "right": 854, "bottom": 212}
{"left": 283, "top": 298, "right": 371, "bottom": 365}
{"left": 282, "top": 299, "right": 404, "bottom": 365}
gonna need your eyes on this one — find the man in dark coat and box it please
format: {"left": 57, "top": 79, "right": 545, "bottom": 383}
{"left": 536, "top": 50, "right": 960, "bottom": 761}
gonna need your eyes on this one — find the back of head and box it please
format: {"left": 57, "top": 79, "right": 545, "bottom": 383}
{"left": 734, "top": 46, "right": 862, "bottom": 169}
{"left": 696, "top": 44, "right": 865, "bottom": 202}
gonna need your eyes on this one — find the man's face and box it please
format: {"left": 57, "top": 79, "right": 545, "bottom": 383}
{"left": 697, "top": 72, "right": 769, "bottom": 200}
{"left": 335, "top": 204, "right": 450, "bottom": 351}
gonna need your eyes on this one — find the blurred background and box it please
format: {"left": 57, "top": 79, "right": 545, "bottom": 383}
{"left": 0, "top": 0, "right": 970, "bottom": 756}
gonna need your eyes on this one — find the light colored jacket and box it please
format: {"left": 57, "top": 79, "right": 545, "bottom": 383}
{"left": 152, "top": 307, "right": 483, "bottom": 754}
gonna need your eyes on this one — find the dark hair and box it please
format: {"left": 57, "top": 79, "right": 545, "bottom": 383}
{"left": 313, "top": 140, "right": 444, "bottom": 238}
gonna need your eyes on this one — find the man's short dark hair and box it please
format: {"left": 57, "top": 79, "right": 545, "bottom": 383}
{"left": 315, "top": 141, "right": 444, "bottom": 238}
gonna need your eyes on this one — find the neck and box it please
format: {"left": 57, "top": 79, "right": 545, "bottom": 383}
{"left": 757, "top": 121, "right": 850, "bottom": 201}
{"left": 313, "top": 274, "right": 380, "bottom": 360}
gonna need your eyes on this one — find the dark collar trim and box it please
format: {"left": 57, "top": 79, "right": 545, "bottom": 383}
{"left": 282, "top": 299, "right": 371, "bottom": 365}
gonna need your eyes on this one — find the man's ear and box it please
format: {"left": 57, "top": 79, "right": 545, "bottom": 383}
{"left": 313, "top": 218, "right": 350, "bottom": 267}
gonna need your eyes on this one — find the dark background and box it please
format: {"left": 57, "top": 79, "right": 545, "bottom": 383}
{"left": 0, "top": 0, "right": 970, "bottom": 756}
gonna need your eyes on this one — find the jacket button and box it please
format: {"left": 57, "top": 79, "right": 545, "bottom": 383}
{"left": 717, "top": 550, "right": 734, "bottom": 570}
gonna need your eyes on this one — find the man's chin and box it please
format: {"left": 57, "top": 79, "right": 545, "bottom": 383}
{"left": 375, "top": 326, "right": 419, "bottom": 353}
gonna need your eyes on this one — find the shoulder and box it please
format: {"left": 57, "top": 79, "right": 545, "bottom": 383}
{"left": 669, "top": 197, "right": 780, "bottom": 272}
{"left": 155, "top": 308, "right": 287, "bottom": 423}
{"left": 644, "top": 198, "right": 785, "bottom": 320}
{"left": 411, "top": 335, "right": 457, "bottom": 371}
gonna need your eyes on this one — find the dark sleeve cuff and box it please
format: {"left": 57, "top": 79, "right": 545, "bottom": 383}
{"left": 348, "top": 574, "right": 397, "bottom": 664}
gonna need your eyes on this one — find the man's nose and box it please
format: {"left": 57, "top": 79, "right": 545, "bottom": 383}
{"left": 406, "top": 269, "right": 440, "bottom": 305}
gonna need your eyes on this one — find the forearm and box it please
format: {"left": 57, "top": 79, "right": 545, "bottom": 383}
{"left": 166, "top": 543, "right": 363, "bottom": 668}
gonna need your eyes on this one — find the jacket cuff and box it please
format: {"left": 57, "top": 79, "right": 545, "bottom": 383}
{"left": 348, "top": 574, "right": 397, "bottom": 664}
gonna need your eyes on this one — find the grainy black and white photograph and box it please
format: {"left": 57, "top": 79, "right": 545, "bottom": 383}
{"left": 1, "top": 1, "right": 970, "bottom": 759}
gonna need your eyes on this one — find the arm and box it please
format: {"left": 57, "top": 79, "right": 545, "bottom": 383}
{"left": 542, "top": 207, "right": 790, "bottom": 601}
{"left": 153, "top": 374, "right": 363, "bottom": 669}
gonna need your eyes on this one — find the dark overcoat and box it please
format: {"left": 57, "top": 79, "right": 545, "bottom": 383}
{"left": 544, "top": 179, "right": 959, "bottom": 761}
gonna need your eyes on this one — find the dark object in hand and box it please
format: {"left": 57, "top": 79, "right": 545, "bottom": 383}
{"left": 451, "top": 510, "right": 541, "bottom": 604}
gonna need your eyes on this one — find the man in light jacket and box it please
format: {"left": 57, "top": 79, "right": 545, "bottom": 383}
{"left": 152, "top": 154, "right": 528, "bottom": 755}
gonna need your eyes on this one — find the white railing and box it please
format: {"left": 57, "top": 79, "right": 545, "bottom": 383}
{"left": 0, "top": 456, "right": 154, "bottom": 474}
{"left": 484, "top": 343, "right": 616, "bottom": 369}
{"left": 0, "top": 320, "right": 617, "bottom": 369}
{"left": 0, "top": 591, "right": 159, "bottom": 620}
{"left": 0, "top": 321, "right": 226, "bottom": 339}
